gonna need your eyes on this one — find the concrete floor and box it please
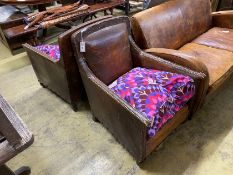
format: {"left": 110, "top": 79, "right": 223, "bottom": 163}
{"left": 0, "top": 8, "right": 233, "bottom": 175}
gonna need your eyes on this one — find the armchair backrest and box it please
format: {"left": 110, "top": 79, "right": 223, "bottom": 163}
{"left": 72, "top": 16, "right": 133, "bottom": 85}
{"left": 131, "top": 0, "right": 212, "bottom": 50}
{"left": 58, "top": 16, "right": 113, "bottom": 67}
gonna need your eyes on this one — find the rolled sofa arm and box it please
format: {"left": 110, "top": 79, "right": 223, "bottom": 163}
{"left": 212, "top": 11, "right": 233, "bottom": 29}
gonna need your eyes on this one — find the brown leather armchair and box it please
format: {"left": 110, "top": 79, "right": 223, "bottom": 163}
{"left": 71, "top": 16, "right": 206, "bottom": 162}
{"left": 23, "top": 16, "right": 112, "bottom": 111}
{"left": 131, "top": 0, "right": 233, "bottom": 106}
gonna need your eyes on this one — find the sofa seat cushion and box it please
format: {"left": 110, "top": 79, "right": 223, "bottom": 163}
{"left": 35, "top": 44, "right": 60, "bottom": 60}
{"left": 108, "top": 67, "right": 195, "bottom": 137}
{"left": 179, "top": 43, "right": 233, "bottom": 87}
{"left": 193, "top": 27, "right": 233, "bottom": 52}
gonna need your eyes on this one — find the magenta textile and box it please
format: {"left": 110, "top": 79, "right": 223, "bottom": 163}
{"left": 35, "top": 44, "right": 60, "bottom": 60}
{"left": 109, "top": 67, "right": 195, "bottom": 138}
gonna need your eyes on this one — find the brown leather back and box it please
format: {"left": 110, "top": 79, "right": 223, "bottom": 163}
{"left": 82, "top": 22, "right": 133, "bottom": 85}
{"left": 131, "top": 0, "right": 212, "bottom": 49}
{"left": 58, "top": 16, "right": 112, "bottom": 107}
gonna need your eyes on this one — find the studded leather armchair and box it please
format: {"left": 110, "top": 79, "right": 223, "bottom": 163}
{"left": 71, "top": 16, "right": 206, "bottom": 162}
{"left": 23, "top": 16, "right": 112, "bottom": 111}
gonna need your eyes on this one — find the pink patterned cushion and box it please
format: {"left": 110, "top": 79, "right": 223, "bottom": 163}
{"left": 109, "top": 67, "right": 195, "bottom": 138}
{"left": 35, "top": 44, "right": 60, "bottom": 60}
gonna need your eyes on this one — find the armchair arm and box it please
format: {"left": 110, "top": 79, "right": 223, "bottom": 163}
{"left": 212, "top": 11, "right": 233, "bottom": 29}
{"left": 130, "top": 37, "right": 209, "bottom": 114}
{"left": 78, "top": 58, "right": 150, "bottom": 162}
{"left": 145, "top": 48, "right": 210, "bottom": 78}
{"left": 23, "top": 43, "right": 64, "bottom": 67}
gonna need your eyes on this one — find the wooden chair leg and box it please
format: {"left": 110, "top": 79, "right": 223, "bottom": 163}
{"left": 109, "top": 8, "right": 113, "bottom": 15}
{"left": 104, "top": 10, "right": 108, "bottom": 15}
{"left": 92, "top": 115, "right": 99, "bottom": 122}
{"left": 83, "top": 15, "right": 90, "bottom": 23}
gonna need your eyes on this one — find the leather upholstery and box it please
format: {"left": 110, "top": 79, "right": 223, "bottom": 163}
{"left": 193, "top": 27, "right": 233, "bottom": 52}
{"left": 84, "top": 23, "right": 133, "bottom": 85}
{"left": 131, "top": 0, "right": 212, "bottom": 49}
{"left": 212, "top": 11, "right": 233, "bottom": 29}
{"left": 179, "top": 43, "right": 233, "bottom": 87}
{"left": 71, "top": 16, "right": 206, "bottom": 162}
{"left": 131, "top": 0, "right": 233, "bottom": 107}
{"left": 23, "top": 16, "right": 112, "bottom": 111}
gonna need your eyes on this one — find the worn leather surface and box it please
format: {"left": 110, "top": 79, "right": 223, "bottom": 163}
{"left": 145, "top": 48, "right": 210, "bottom": 77}
{"left": 131, "top": 0, "right": 233, "bottom": 106}
{"left": 179, "top": 43, "right": 233, "bottom": 88}
{"left": 84, "top": 23, "right": 133, "bottom": 85}
{"left": 212, "top": 11, "right": 233, "bottom": 29}
{"left": 24, "top": 16, "right": 112, "bottom": 111}
{"left": 72, "top": 17, "right": 206, "bottom": 162}
{"left": 131, "top": 0, "right": 212, "bottom": 49}
{"left": 193, "top": 27, "right": 233, "bottom": 52}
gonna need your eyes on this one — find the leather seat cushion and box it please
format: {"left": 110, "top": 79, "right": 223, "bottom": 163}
{"left": 193, "top": 27, "right": 233, "bottom": 52}
{"left": 108, "top": 67, "right": 195, "bottom": 138}
{"left": 35, "top": 44, "right": 60, "bottom": 60}
{"left": 179, "top": 43, "right": 233, "bottom": 87}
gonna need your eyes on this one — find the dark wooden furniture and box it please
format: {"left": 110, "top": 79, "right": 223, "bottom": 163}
{"left": 0, "top": 95, "right": 34, "bottom": 175}
{"left": 23, "top": 16, "right": 112, "bottom": 111}
{"left": 131, "top": 0, "right": 233, "bottom": 111}
{"left": 59, "top": 0, "right": 77, "bottom": 6}
{"left": 20, "top": 0, "right": 126, "bottom": 30}
{"left": 0, "top": 5, "right": 37, "bottom": 54}
{"left": 87, "top": 0, "right": 128, "bottom": 17}
{"left": 0, "top": 0, "right": 56, "bottom": 12}
{"left": 143, "top": 0, "right": 169, "bottom": 9}
{"left": 71, "top": 16, "right": 205, "bottom": 163}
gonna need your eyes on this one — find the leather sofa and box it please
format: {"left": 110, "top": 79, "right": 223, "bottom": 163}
{"left": 131, "top": 0, "right": 233, "bottom": 107}
{"left": 23, "top": 16, "right": 112, "bottom": 111}
{"left": 71, "top": 16, "right": 206, "bottom": 162}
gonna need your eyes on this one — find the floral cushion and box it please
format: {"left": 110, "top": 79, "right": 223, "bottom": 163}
{"left": 35, "top": 44, "right": 60, "bottom": 60}
{"left": 109, "top": 67, "right": 195, "bottom": 138}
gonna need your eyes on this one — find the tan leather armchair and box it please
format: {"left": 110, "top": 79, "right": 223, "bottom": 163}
{"left": 71, "top": 16, "right": 206, "bottom": 162}
{"left": 131, "top": 0, "right": 233, "bottom": 106}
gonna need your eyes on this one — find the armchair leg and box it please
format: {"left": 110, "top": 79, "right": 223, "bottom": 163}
{"left": 92, "top": 115, "right": 99, "bottom": 122}
{"left": 0, "top": 165, "right": 15, "bottom": 175}
{"left": 14, "top": 166, "right": 31, "bottom": 175}
{"left": 0, "top": 165, "right": 30, "bottom": 175}
{"left": 71, "top": 104, "right": 78, "bottom": 112}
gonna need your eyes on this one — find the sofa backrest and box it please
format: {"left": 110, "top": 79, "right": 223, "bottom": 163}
{"left": 72, "top": 17, "right": 133, "bottom": 85}
{"left": 131, "top": 0, "right": 212, "bottom": 50}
